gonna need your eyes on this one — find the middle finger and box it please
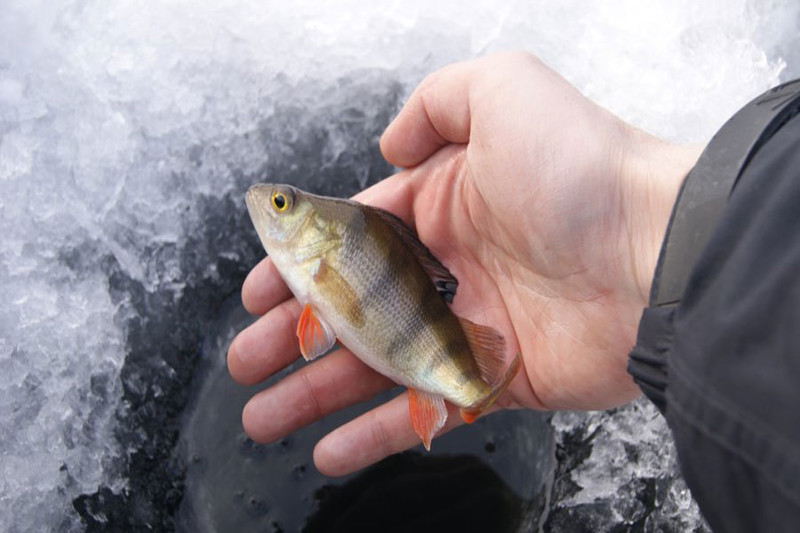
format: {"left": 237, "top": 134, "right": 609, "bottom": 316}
{"left": 242, "top": 348, "right": 394, "bottom": 444}
{"left": 228, "top": 298, "right": 302, "bottom": 385}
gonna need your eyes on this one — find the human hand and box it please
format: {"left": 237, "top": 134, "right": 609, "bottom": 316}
{"left": 228, "top": 51, "right": 703, "bottom": 476}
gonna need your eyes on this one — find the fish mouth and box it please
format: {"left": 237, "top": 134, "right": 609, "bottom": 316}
{"left": 245, "top": 184, "right": 273, "bottom": 214}
{"left": 245, "top": 184, "right": 279, "bottom": 245}
{"left": 245, "top": 183, "right": 281, "bottom": 222}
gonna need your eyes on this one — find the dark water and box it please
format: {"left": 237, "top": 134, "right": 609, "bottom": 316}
{"left": 175, "top": 296, "right": 553, "bottom": 532}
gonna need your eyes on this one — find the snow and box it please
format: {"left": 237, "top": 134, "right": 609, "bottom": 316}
{"left": 0, "top": 0, "right": 797, "bottom": 530}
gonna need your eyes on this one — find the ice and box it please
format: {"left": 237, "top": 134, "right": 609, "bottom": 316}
{"left": 545, "top": 403, "right": 708, "bottom": 531}
{"left": 0, "top": 0, "right": 798, "bottom": 530}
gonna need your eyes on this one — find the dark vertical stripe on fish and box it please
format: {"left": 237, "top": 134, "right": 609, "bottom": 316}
{"left": 364, "top": 225, "right": 408, "bottom": 302}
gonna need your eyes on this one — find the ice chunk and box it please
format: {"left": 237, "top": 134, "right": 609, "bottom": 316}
{"left": 545, "top": 403, "right": 709, "bottom": 531}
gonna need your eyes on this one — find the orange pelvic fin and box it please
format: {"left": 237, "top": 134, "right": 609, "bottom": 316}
{"left": 296, "top": 303, "right": 337, "bottom": 361}
{"left": 460, "top": 352, "right": 521, "bottom": 424}
{"left": 408, "top": 388, "right": 448, "bottom": 451}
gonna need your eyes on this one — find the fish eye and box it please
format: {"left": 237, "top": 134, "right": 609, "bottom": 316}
{"left": 271, "top": 191, "right": 289, "bottom": 212}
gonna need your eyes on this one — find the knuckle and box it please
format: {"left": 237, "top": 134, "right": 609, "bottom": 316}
{"left": 299, "top": 369, "right": 323, "bottom": 422}
{"left": 369, "top": 411, "right": 393, "bottom": 458}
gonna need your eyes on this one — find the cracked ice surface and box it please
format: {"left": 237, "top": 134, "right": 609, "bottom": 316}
{"left": 546, "top": 402, "right": 709, "bottom": 531}
{"left": 0, "top": 0, "right": 798, "bottom": 530}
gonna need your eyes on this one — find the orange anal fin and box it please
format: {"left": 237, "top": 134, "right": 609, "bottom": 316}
{"left": 457, "top": 317, "right": 506, "bottom": 386}
{"left": 296, "top": 304, "right": 337, "bottom": 361}
{"left": 408, "top": 388, "right": 448, "bottom": 451}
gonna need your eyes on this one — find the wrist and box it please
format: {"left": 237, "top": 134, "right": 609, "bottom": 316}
{"left": 621, "top": 130, "right": 704, "bottom": 304}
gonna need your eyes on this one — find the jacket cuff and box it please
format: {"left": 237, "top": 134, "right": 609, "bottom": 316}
{"left": 627, "top": 305, "right": 675, "bottom": 414}
{"left": 630, "top": 79, "right": 800, "bottom": 413}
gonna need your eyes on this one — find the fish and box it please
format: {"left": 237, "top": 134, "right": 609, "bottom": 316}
{"left": 245, "top": 183, "right": 520, "bottom": 450}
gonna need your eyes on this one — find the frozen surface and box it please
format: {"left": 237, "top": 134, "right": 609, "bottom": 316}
{"left": 545, "top": 405, "right": 706, "bottom": 531}
{"left": 0, "top": 0, "right": 798, "bottom": 530}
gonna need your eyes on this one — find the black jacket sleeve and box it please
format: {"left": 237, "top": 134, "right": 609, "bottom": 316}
{"left": 629, "top": 108, "right": 800, "bottom": 530}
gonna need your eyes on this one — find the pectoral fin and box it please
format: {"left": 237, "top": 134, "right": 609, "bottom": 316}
{"left": 313, "top": 259, "right": 365, "bottom": 328}
{"left": 408, "top": 388, "right": 448, "bottom": 451}
{"left": 296, "top": 304, "right": 337, "bottom": 361}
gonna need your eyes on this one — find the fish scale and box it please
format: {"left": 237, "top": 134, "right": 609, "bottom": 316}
{"left": 337, "top": 209, "right": 453, "bottom": 383}
{"left": 245, "top": 183, "right": 521, "bottom": 450}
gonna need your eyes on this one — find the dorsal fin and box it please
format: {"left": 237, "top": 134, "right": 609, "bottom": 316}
{"left": 369, "top": 206, "right": 458, "bottom": 302}
{"left": 457, "top": 317, "right": 506, "bottom": 387}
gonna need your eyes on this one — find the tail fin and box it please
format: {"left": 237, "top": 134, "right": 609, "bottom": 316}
{"left": 460, "top": 353, "right": 521, "bottom": 424}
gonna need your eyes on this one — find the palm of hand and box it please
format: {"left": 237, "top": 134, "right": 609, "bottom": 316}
{"left": 376, "top": 138, "right": 643, "bottom": 414}
{"left": 229, "top": 52, "right": 696, "bottom": 476}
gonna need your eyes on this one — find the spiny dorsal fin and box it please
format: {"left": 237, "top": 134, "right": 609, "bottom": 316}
{"left": 369, "top": 206, "right": 458, "bottom": 302}
{"left": 458, "top": 317, "right": 506, "bottom": 387}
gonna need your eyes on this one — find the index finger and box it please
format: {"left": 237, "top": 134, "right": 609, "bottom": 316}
{"left": 242, "top": 257, "right": 292, "bottom": 315}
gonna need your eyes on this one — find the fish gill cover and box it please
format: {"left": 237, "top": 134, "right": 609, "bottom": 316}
{"left": 0, "top": 0, "right": 798, "bottom": 531}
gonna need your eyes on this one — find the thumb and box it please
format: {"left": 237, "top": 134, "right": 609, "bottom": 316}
{"left": 380, "top": 60, "right": 475, "bottom": 168}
